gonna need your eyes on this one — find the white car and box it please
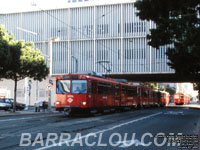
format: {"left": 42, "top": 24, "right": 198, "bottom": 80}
{"left": 0, "top": 99, "right": 12, "bottom": 111}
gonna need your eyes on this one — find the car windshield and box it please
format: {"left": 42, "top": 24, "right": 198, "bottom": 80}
{"left": 72, "top": 80, "right": 87, "bottom": 94}
{"left": 0, "top": 98, "right": 12, "bottom": 103}
{"left": 5, "top": 98, "right": 13, "bottom": 103}
{"left": 0, "top": 99, "right": 5, "bottom": 103}
{"left": 56, "top": 80, "right": 71, "bottom": 94}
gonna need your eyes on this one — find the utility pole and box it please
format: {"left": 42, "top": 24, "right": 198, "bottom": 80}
{"left": 71, "top": 55, "right": 78, "bottom": 73}
{"left": 48, "top": 37, "right": 60, "bottom": 112}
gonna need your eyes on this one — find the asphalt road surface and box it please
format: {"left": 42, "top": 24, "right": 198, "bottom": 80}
{"left": 0, "top": 108, "right": 199, "bottom": 150}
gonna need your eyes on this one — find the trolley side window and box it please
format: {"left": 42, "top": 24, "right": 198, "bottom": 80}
{"left": 92, "top": 82, "right": 97, "bottom": 94}
{"left": 56, "top": 80, "right": 71, "bottom": 94}
{"left": 115, "top": 85, "right": 120, "bottom": 96}
{"left": 127, "top": 87, "right": 137, "bottom": 96}
{"left": 121, "top": 86, "right": 126, "bottom": 95}
{"left": 98, "top": 82, "right": 111, "bottom": 95}
{"left": 153, "top": 91, "right": 157, "bottom": 98}
{"left": 142, "top": 89, "right": 149, "bottom": 97}
{"left": 137, "top": 88, "right": 142, "bottom": 96}
{"left": 72, "top": 80, "right": 87, "bottom": 94}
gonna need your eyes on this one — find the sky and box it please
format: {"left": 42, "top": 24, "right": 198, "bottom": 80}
{"left": 0, "top": 0, "right": 133, "bottom": 13}
{"left": 0, "top": 0, "right": 68, "bottom": 13}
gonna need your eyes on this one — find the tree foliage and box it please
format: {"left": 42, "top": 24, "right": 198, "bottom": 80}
{"left": 0, "top": 25, "right": 49, "bottom": 112}
{"left": 142, "top": 82, "right": 158, "bottom": 90}
{"left": 193, "top": 83, "right": 200, "bottom": 91}
{"left": 165, "top": 86, "right": 176, "bottom": 95}
{"left": 193, "top": 82, "right": 200, "bottom": 101}
{"left": 135, "top": 0, "right": 200, "bottom": 76}
{"left": 6, "top": 41, "right": 49, "bottom": 82}
{"left": 0, "top": 25, "right": 15, "bottom": 76}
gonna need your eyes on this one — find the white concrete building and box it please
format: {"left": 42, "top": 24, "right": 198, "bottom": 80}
{"left": 0, "top": 0, "right": 174, "bottom": 106}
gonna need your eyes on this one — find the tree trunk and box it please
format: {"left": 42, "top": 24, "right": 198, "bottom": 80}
{"left": 198, "top": 90, "right": 200, "bottom": 103}
{"left": 13, "top": 79, "right": 17, "bottom": 112}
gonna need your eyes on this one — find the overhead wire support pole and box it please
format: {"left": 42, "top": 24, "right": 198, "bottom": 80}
{"left": 48, "top": 37, "right": 60, "bottom": 112}
{"left": 71, "top": 55, "right": 78, "bottom": 73}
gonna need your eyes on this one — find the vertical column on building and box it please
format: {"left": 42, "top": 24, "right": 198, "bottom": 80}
{"left": 93, "top": 5, "right": 96, "bottom": 72}
{"left": 43, "top": 10, "right": 46, "bottom": 45}
{"left": 120, "top": 3, "right": 124, "bottom": 73}
{"left": 20, "top": 13, "right": 23, "bottom": 39}
{"left": 42, "top": 10, "right": 47, "bottom": 72}
{"left": 149, "top": 20, "right": 152, "bottom": 73}
{"left": 67, "top": 8, "right": 71, "bottom": 73}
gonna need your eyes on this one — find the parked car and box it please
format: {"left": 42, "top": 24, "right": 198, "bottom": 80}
{"left": 0, "top": 99, "right": 12, "bottom": 111}
{"left": 0, "top": 98, "right": 25, "bottom": 110}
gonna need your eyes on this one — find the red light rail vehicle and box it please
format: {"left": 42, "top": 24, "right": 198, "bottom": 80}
{"left": 55, "top": 72, "right": 169, "bottom": 116}
{"left": 160, "top": 91, "right": 170, "bottom": 106}
{"left": 174, "top": 93, "right": 190, "bottom": 105}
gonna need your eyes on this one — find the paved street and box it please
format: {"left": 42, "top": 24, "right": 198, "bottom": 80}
{"left": 0, "top": 107, "right": 57, "bottom": 117}
{"left": 0, "top": 108, "right": 199, "bottom": 150}
{"left": 167, "top": 102, "right": 200, "bottom": 109}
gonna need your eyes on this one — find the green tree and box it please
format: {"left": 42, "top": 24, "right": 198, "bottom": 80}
{"left": 135, "top": 0, "right": 200, "bottom": 76}
{"left": 0, "top": 25, "right": 15, "bottom": 77}
{"left": 0, "top": 25, "right": 49, "bottom": 112}
{"left": 142, "top": 82, "right": 158, "bottom": 90}
{"left": 5, "top": 41, "right": 49, "bottom": 112}
{"left": 193, "top": 83, "right": 200, "bottom": 101}
{"left": 165, "top": 86, "right": 176, "bottom": 95}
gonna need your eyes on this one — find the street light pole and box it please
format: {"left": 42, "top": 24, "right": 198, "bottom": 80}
{"left": 48, "top": 39, "right": 52, "bottom": 112}
{"left": 48, "top": 37, "right": 59, "bottom": 112}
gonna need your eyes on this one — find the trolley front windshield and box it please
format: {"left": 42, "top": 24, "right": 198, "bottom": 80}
{"left": 56, "top": 80, "right": 87, "bottom": 94}
{"left": 71, "top": 80, "right": 87, "bottom": 94}
{"left": 56, "top": 80, "right": 71, "bottom": 94}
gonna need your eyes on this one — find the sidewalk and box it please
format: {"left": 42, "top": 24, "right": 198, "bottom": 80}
{"left": 0, "top": 107, "right": 58, "bottom": 117}
{"left": 166, "top": 102, "right": 200, "bottom": 110}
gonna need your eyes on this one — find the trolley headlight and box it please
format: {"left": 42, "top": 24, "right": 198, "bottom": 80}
{"left": 56, "top": 101, "right": 61, "bottom": 105}
{"left": 81, "top": 102, "right": 86, "bottom": 105}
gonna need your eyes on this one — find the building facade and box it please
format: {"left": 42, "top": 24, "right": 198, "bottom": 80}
{"left": 0, "top": 0, "right": 174, "bottom": 106}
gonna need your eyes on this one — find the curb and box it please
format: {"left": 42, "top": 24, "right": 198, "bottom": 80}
{"left": 166, "top": 105, "right": 200, "bottom": 110}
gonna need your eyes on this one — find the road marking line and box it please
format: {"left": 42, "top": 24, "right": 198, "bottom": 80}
{"left": 35, "top": 112, "right": 162, "bottom": 150}
{"left": 118, "top": 139, "right": 145, "bottom": 147}
{"left": 0, "top": 114, "right": 59, "bottom": 122}
{"left": 164, "top": 111, "right": 184, "bottom": 115}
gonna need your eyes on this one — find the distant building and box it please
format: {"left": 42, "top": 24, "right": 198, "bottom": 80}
{"left": 158, "top": 83, "right": 198, "bottom": 101}
{"left": 0, "top": 86, "right": 11, "bottom": 98}
{"left": 68, "top": 0, "right": 89, "bottom": 2}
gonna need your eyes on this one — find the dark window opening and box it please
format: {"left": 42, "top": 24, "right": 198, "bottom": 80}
{"left": 98, "top": 82, "right": 111, "bottom": 95}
